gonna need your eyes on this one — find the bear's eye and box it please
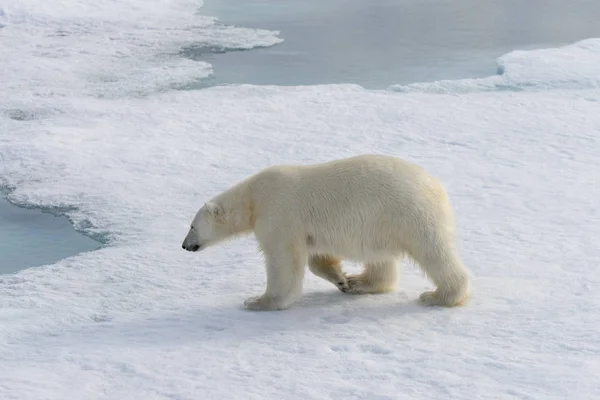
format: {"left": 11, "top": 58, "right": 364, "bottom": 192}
{"left": 190, "top": 225, "right": 195, "bottom": 231}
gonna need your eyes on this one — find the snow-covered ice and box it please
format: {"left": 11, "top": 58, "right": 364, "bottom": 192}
{"left": 1, "top": 0, "right": 600, "bottom": 399}
{"left": 0, "top": 0, "right": 282, "bottom": 99}
{"left": 390, "top": 38, "right": 600, "bottom": 93}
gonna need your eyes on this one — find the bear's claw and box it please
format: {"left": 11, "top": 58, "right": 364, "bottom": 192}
{"left": 336, "top": 279, "right": 350, "bottom": 293}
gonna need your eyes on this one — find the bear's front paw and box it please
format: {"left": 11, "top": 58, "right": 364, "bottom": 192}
{"left": 243, "top": 295, "right": 283, "bottom": 311}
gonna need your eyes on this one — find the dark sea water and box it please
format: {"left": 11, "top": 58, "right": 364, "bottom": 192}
{"left": 0, "top": 195, "right": 101, "bottom": 274}
{"left": 196, "top": 0, "right": 600, "bottom": 88}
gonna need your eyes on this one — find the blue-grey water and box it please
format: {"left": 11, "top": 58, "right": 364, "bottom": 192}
{"left": 3, "top": 0, "right": 600, "bottom": 274}
{"left": 196, "top": 0, "right": 600, "bottom": 88}
{"left": 0, "top": 195, "right": 101, "bottom": 274}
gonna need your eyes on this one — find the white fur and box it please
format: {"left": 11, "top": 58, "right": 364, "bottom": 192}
{"left": 182, "top": 154, "right": 471, "bottom": 311}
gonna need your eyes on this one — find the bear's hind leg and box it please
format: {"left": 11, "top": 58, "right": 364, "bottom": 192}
{"left": 308, "top": 254, "right": 349, "bottom": 293}
{"left": 346, "top": 259, "right": 398, "bottom": 294}
{"left": 244, "top": 242, "right": 306, "bottom": 311}
{"left": 410, "top": 241, "right": 471, "bottom": 307}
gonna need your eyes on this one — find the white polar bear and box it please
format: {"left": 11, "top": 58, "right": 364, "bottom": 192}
{"left": 182, "top": 154, "right": 471, "bottom": 311}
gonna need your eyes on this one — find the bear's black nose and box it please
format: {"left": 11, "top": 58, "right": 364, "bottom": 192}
{"left": 182, "top": 244, "right": 186, "bottom": 249}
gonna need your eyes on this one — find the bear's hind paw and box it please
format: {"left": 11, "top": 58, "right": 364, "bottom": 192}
{"left": 418, "top": 290, "right": 468, "bottom": 307}
{"left": 345, "top": 275, "right": 396, "bottom": 295}
{"left": 243, "top": 295, "right": 287, "bottom": 311}
{"left": 346, "top": 275, "right": 369, "bottom": 294}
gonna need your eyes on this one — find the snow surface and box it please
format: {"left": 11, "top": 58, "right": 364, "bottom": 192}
{"left": 1, "top": 0, "right": 600, "bottom": 398}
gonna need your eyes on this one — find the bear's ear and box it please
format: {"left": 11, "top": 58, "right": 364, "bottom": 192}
{"left": 205, "top": 201, "right": 224, "bottom": 218}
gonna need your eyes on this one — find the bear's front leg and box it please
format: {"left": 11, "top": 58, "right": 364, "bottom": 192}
{"left": 244, "top": 241, "right": 306, "bottom": 311}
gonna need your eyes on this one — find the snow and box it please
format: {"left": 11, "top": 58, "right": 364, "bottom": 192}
{"left": 1, "top": 0, "right": 600, "bottom": 398}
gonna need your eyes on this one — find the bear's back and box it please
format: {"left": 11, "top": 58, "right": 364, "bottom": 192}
{"left": 296, "top": 154, "right": 442, "bottom": 206}
{"left": 254, "top": 155, "right": 448, "bottom": 248}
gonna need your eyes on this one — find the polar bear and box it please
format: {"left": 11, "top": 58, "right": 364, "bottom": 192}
{"left": 182, "top": 154, "right": 471, "bottom": 311}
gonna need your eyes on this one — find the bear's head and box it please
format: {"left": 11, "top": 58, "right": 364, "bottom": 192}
{"left": 181, "top": 201, "right": 228, "bottom": 252}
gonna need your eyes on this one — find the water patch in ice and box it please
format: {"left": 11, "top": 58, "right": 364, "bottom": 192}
{"left": 5, "top": 109, "right": 38, "bottom": 121}
{"left": 0, "top": 188, "right": 103, "bottom": 275}
{"left": 3, "top": 106, "right": 64, "bottom": 121}
{"left": 1, "top": 186, "right": 111, "bottom": 246}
